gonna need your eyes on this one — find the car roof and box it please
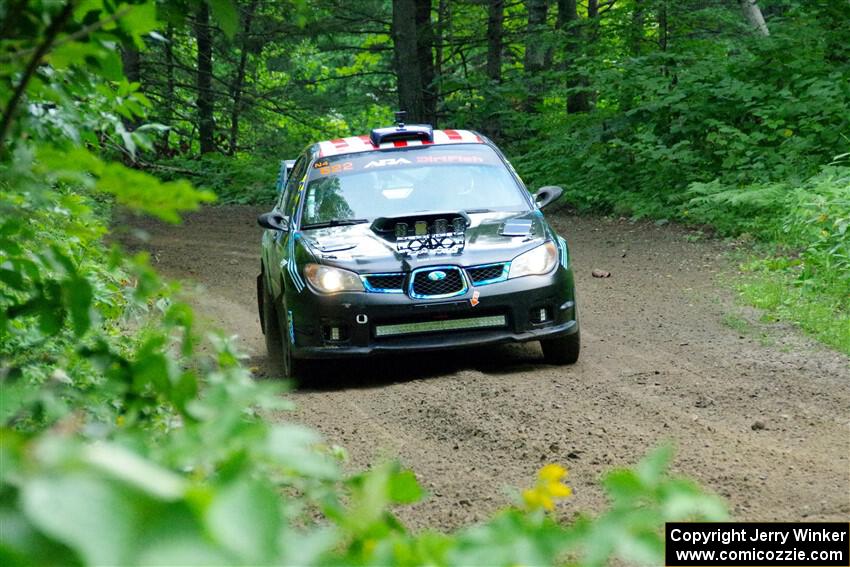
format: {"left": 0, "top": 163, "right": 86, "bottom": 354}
{"left": 313, "top": 129, "right": 485, "bottom": 158}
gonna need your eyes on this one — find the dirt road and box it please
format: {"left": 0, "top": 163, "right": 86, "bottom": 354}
{"left": 123, "top": 205, "right": 849, "bottom": 530}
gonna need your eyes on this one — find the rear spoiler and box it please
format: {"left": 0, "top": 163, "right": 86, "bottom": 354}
{"left": 276, "top": 159, "right": 297, "bottom": 192}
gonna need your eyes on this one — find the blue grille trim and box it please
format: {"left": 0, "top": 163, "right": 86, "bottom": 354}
{"left": 361, "top": 272, "right": 406, "bottom": 294}
{"left": 408, "top": 265, "right": 468, "bottom": 299}
{"left": 465, "top": 262, "right": 510, "bottom": 286}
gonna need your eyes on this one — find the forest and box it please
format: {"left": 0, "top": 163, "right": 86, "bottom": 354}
{"left": 1, "top": 0, "right": 849, "bottom": 565}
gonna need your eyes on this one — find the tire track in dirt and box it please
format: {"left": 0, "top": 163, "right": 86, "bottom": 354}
{"left": 121, "top": 205, "right": 850, "bottom": 530}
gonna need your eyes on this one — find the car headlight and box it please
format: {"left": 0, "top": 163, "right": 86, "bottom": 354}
{"left": 304, "top": 264, "right": 364, "bottom": 293}
{"left": 508, "top": 241, "right": 559, "bottom": 278}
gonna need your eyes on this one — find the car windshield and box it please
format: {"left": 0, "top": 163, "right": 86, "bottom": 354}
{"left": 300, "top": 144, "right": 529, "bottom": 227}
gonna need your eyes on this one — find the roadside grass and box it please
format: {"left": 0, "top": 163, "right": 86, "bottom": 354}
{"left": 736, "top": 260, "right": 850, "bottom": 356}
{"left": 721, "top": 313, "right": 752, "bottom": 335}
{"left": 714, "top": 232, "right": 849, "bottom": 357}
{"left": 720, "top": 311, "right": 778, "bottom": 346}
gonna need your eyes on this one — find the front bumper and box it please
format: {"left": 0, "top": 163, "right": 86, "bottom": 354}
{"left": 286, "top": 268, "right": 578, "bottom": 359}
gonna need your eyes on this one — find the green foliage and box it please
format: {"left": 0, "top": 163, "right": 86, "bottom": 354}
{"left": 1, "top": 2, "right": 728, "bottom": 566}
{"left": 153, "top": 153, "right": 278, "bottom": 205}
{"left": 505, "top": 1, "right": 850, "bottom": 353}
{"left": 3, "top": 427, "right": 726, "bottom": 566}
{"left": 687, "top": 166, "right": 850, "bottom": 354}
{"left": 514, "top": 2, "right": 850, "bottom": 213}
{"left": 571, "top": 445, "right": 726, "bottom": 566}
{"left": 209, "top": 0, "right": 240, "bottom": 38}
{"left": 737, "top": 264, "right": 850, "bottom": 354}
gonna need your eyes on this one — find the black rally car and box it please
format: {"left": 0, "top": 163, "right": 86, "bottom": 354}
{"left": 257, "top": 121, "right": 579, "bottom": 378}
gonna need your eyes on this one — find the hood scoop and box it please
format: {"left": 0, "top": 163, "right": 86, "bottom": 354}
{"left": 501, "top": 218, "right": 533, "bottom": 236}
{"left": 371, "top": 211, "right": 470, "bottom": 256}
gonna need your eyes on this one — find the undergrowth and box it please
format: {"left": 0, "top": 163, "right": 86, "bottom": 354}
{"left": 737, "top": 258, "right": 850, "bottom": 355}
{"left": 152, "top": 153, "right": 278, "bottom": 205}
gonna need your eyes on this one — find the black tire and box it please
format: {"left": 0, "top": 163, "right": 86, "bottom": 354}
{"left": 540, "top": 330, "right": 581, "bottom": 365}
{"left": 260, "top": 274, "right": 286, "bottom": 376}
{"left": 263, "top": 276, "right": 310, "bottom": 384}
{"left": 261, "top": 276, "right": 310, "bottom": 381}
{"left": 278, "top": 306, "right": 308, "bottom": 382}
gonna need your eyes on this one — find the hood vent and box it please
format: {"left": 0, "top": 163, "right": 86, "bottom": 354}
{"left": 501, "top": 218, "right": 533, "bottom": 237}
{"left": 371, "top": 211, "right": 470, "bottom": 255}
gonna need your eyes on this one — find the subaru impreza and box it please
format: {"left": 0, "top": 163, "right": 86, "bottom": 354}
{"left": 257, "top": 120, "right": 579, "bottom": 378}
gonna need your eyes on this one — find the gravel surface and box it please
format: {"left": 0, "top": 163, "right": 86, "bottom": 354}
{"left": 122, "top": 205, "right": 850, "bottom": 530}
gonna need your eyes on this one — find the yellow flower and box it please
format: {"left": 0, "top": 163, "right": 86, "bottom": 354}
{"left": 523, "top": 488, "right": 554, "bottom": 511}
{"left": 523, "top": 464, "right": 572, "bottom": 511}
{"left": 538, "top": 463, "right": 567, "bottom": 482}
{"left": 547, "top": 480, "right": 573, "bottom": 498}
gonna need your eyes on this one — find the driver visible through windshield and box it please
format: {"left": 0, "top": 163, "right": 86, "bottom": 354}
{"left": 300, "top": 144, "right": 529, "bottom": 228}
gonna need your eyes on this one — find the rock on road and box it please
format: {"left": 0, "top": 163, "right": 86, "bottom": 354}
{"left": 122, "top": 205, "right": 850, "bottom": 530}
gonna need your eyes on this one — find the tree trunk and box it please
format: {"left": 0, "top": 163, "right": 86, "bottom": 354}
{"left": 523, "top": 0, "right": 550, "bottom": 112}
{"left": 434, "top": 0, "right": 447, "bottom": 102}
{"left": 121, "top": 46, "right": 141, "bottom": 84}
{"left": 159, "top": 24, "right": 175, "bottom": 156}
{"left": 481, "top": 0, "right": 505, "bottom": 139}
{"left": 557, "top": 0, "right": 590, "bottom": 113}
{"left": 555, "top": 0, "right": 572, "bottom": 33}
{"left": 629, "top": 0, "right": 644, "bottom": 56}
{"left": 740, "top": 0, "right": 769, "bottom": 36}
{"left": 195, "top": 1, "right": 216, "bottom": 154}
{"left": 618, "top": 0, "right": 645, "bottom": 112}
{"left": 486, "top": 0, "right": 504, "bottom": 83}
{"left": 229, "top": 0, "right": 258, "bottom": 155}
{"left": 120, "top": 45, "right": 141, "bottom": 134}
{"left": 392, "top": 0, "right": 425, "bottom": 122}
{"left": 415, "top": 0, "right": 437, "bottom": 125}
{"left": 524, "top": 0, "right": 549, "bottom": 74}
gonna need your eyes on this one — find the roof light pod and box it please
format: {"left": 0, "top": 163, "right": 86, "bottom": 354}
{"left": 369, "top": 112, "right": 434, "bottom": 146}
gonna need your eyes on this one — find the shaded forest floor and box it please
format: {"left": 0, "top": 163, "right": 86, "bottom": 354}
{"left": 121, "top": 205, "right": 850, "bottom": 530}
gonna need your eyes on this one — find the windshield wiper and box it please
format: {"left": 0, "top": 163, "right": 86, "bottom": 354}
{"left": 464, "top": 208, "right": 492, "bottom": 214}
{"left": 301, "top": 218, "right": 369, "bottom": 229}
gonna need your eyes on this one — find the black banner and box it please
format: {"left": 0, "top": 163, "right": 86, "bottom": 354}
{"left": 666, "top": 522, "right": 849, "bottom": 566}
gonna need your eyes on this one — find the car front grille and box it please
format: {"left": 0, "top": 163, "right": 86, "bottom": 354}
{"left": 466, "top": 263, "right": 508, "bottom": 285}
{"left": 410, "top": 267, "right": 466, "bottom": 298}
{"left": 365, "top": 264, "right": 508, "bottom": 297}
{"left": 362, "top": 273, "right": 405, "bottom": 293}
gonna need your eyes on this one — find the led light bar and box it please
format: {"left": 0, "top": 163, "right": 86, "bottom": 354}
{"left": 375, "top": 315, "right": 507, "bottom": 337}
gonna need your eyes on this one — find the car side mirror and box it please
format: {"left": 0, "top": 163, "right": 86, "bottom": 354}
{"left": 534, "top": 186, "right": 564, "bottom": 209}
{"left": 257, "top": 211, "right": 289, "bottom": 231}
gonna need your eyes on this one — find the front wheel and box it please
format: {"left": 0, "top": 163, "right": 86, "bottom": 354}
{"left": 279, "top": 307, "right": 308, "bottom": 382}
{"left": 540, "top": 330, "right": 580, "bottom": 365}
{"left": 261, "top": 274, "right": 285, "bottom": 374}
{"left": 261, "top": 276, "right": 306, "bottom": 380}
